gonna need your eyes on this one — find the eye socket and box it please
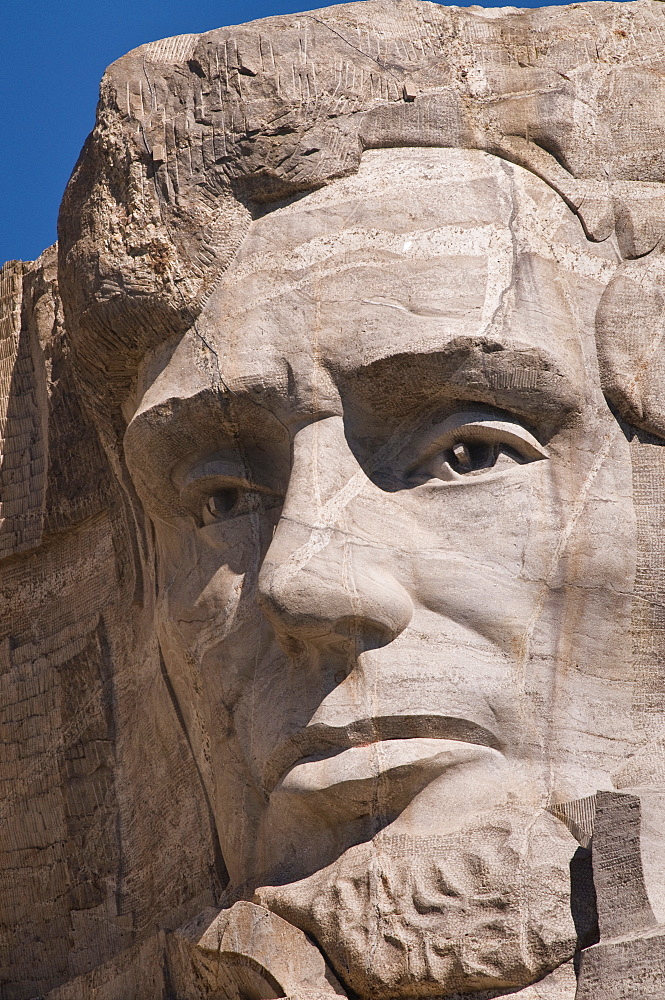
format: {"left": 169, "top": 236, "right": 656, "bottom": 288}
{"left": 199, "top": 485, "right": 283, "bottom": 526}
{"left": 411, "top": 410, "right": 549, "bottom": 484}
{"left": 203, "top": 488, "right": 241, "bottom": 523}
{"left": 177, "top": 461, "right": 284, "bottom": 527}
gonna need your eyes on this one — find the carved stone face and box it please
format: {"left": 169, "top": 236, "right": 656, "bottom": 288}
{"left": 124, "top": 148, "right": 636, "bottom": 994}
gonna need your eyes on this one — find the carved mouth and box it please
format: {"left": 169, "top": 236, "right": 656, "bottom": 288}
{"left": 262, "top": 715, "right": 503, "bottom": 795}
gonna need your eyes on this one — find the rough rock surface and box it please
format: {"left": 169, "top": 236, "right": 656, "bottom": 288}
{"left": 4, "top": 1, "right": 665, "bottom": 998}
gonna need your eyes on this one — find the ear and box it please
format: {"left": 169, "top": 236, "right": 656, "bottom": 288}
{"left": 596, "top": 254, "right": 665, "bottom": 440}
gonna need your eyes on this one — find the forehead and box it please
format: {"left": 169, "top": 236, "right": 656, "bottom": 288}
{"left": 135, "top": 148, "right": 617, "bottom": 417}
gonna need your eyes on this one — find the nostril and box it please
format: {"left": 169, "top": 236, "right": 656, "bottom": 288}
{"left": 331, "top": 615, "right": 402, "bottom": 651}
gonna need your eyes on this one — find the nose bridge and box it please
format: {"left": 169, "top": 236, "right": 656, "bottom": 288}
{"left": 281, "top": 415, "right": 359, "bottom": 518}
{"left": 258, "top": 418, "right": 413, "bottom": 648}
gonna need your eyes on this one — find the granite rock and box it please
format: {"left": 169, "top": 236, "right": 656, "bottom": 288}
{"left": 4, "top": 2, "right": 665, "bottom": 998}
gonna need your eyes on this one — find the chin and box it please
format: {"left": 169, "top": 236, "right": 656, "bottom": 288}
{"left": 255, "top": 806, "right": 578, "bottom": 999}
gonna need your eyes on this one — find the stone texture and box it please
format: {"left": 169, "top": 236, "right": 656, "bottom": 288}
{"left": 4, "top": 1, "right": 665, "bottom": 998}
{"left": 167, "top": 901, "right": 346, "bottom": 999}
{"left": 0, "top": 252, "right": 222, "bottom": 996}
{"left": 575, "top": 792, "right": 665, "bottom": 999}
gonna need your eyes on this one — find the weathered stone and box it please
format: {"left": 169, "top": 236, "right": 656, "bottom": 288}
{"left": 576, "top": 792, "right": 665, "bottom": 999}
{"left": 4, "top": 1, "right": 665, "bottom": 998}
{"left": 167, "top": 901, "right": 346, "bottom": 999}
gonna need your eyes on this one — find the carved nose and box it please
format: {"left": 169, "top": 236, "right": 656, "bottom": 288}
{"left": 258, "top": 524, "right": 413, "bottom": 651}
{"left": 257, "top": 419, "right": 413, "bottom": 652}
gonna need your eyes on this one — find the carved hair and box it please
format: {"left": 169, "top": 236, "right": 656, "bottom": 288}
{"left": 58, "top": 0, "right": 665, "bottom": 443}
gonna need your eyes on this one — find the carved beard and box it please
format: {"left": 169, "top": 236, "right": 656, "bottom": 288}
{"left": 255, "top": 807, "right": 578, "bottom": 999}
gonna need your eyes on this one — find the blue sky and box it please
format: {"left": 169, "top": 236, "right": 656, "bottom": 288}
{"left": 1, "top": 0, "right": 618, "bottom": 266}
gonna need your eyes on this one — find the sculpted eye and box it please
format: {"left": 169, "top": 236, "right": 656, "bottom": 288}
{"left": 176, "top": 459, "right": 284, "bottom": 526}
{"left": 199, "top": 485, "right": 283, "bottom": 526}
{"left": 174, "top": 449, "right": 288, "bottom": 527}
{"left": 411, "top": 410, "right": 549, "bottom": 484}
{"left": 203, "top": 488, "right": 241, "bottom": 523}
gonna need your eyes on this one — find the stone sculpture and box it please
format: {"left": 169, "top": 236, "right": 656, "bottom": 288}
{"left": 3, "top": 1, "right": 665, "bottom": 997}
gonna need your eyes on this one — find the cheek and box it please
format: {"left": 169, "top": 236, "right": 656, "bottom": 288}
{"left": 547, "top": 428, "right": 636, "bottom": 595}
{"left": 405, "top": 471, "right": 555, "bottom": 651}
{"left": 403, "top": 429, "right": 635, "bottom": 653}
{"left": 154, "top": 514, "right": 274, "bottom": 662}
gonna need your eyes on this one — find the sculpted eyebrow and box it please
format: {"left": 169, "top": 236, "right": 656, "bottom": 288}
{"left": 125, "top": 389, "right": 282, "bottom": 476}
{"left": 124, "top": 387, "right": 292, "bottom": 512}
{"left": 339, "top": 340, "right": 583, "bottom": 425}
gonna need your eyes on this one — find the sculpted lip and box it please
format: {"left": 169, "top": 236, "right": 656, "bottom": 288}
{"left": 262, "top": 714, "right": 503, "bottom": 795}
